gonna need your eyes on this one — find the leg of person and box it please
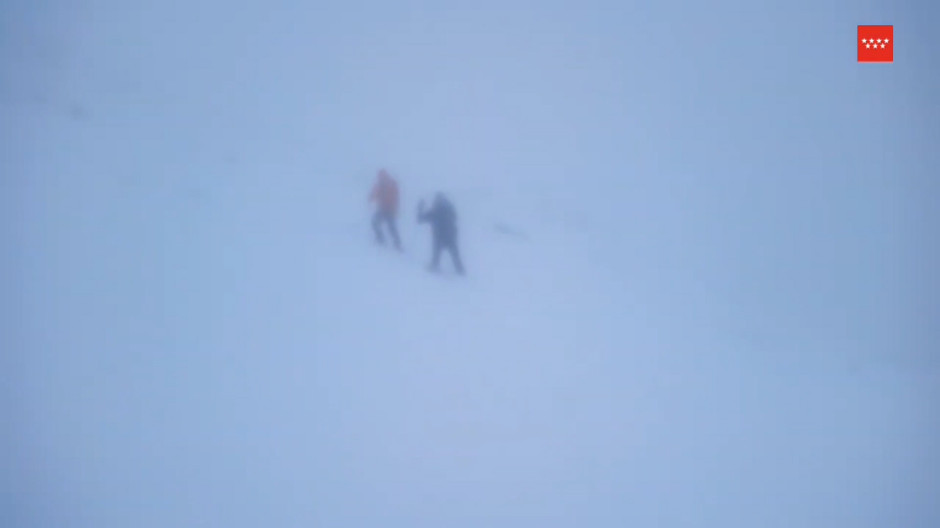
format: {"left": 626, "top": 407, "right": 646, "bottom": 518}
{"left": 386, "top": 213, "right": 402, "bottom": 250}
{"left": 429, "top": 238, "right": 443, "bottom": 272}
{"left": 371, "top": 211, "right": 385, "bottom": 244}
{"left": 449, "top": 241, "right": 465, "bottom": 275}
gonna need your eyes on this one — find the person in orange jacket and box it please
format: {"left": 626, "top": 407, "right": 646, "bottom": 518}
{"left": 368, "top": 169, "right": 402, "bottom": 250}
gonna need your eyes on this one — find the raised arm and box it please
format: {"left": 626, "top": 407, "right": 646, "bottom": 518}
{"left": 417, "top": 199, "right": 435, "bottom": 223}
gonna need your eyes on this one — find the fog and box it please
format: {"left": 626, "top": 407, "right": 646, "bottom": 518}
{"left": 3, "top": 1, "right": 938, "bottom": 526}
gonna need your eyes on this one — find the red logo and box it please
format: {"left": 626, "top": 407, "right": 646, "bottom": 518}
{"left": 858, "top": 25, "right": 893, "bottom": 63}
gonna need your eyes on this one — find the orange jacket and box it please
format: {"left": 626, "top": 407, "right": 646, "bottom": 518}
{"left": 369, "top": 172, "right": 399, "bottom": 215}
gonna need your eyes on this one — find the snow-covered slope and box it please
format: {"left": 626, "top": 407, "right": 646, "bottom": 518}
{"left": 4, "top": 1, "right": 938, "bottom": 527}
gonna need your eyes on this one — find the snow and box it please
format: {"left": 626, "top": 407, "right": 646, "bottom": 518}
{"left": 3, "top": 1, "right": 939, "bottom": 527}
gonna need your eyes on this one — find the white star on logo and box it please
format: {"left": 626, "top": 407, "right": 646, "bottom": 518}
{"left": 877, "top": 38, "right": 882, "bottom": 43}
{"left": 884, "top": 39, "right": 890, "bottom": 44}
{"left": 866, "top": 43, "right": 871, "bottom": 48}
{"left": 862, "top": 39, "right": 867, "bottom": 43}
{"left": 881, "top": 43, "right": 886, "bottom": 48}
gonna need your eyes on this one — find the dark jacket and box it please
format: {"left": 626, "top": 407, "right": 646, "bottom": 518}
{"left": 418, "top": 194, "right": 457, "bottom": 245}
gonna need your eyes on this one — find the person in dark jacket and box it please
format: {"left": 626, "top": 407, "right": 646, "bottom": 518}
{"left": 417, "top": 192, "right": 464, "bottom": 275}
